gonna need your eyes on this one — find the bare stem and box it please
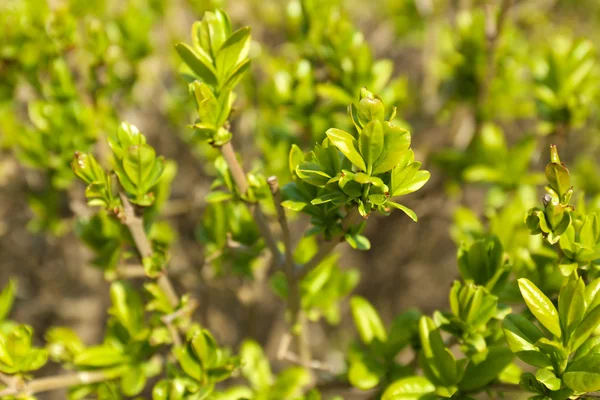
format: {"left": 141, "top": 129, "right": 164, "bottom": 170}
{"left": 267, "top": 176, "right": 293, "bottom": 270}
{"left": 0, "top": 369, "right": 121, "bottom": 397}
{"left": 300, "top": 207, "right": 363, "bottom": 278}
{"left": 114, "top": 264, "right": 147, "bottom": 279}
{"left": 282, "top": 351, "right": 333, "bottom": 372}
{"left": 120, "top": 194, "right": 179, "bottom": 309}
{"left": 267, "top": 176, "right": 310, "bottom": 363}
{"left": 220, "top": 141, "right": 282, "bottom": 262}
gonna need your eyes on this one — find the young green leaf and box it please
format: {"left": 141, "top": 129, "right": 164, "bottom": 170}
{"left": 382, "top": 376, "right": 436, "bottom": 400}
{"left": 517, "top": 278, "right": 562, "bottom": 338}
{"left": 358, "top": 120, "right": 384, "bottom": 174}
{"left": 563, "top": 354, "right": 600, "bottom": 392}
{"left": 0, "top": 280, "right": 16, "bottom": 322}
{"left": 175, "top": 42, "right": 218, "bottom": 86}
{"left": 558, "top": 278, "right": 585, "bottom": 338}
{"left": 326, "top": 128, "right": 366, "bottom": 171}
{"left": 459, "top": 346, "right": 513, "bottom": 391}
{"left": 215, "top": 27, "right": 251, "bottom": 78}
{"left": 350, "top": 296, "right": 387, "bottom": 344}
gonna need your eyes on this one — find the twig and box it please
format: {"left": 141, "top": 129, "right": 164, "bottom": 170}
{"left": 268, "top": 176, "right": 310, "bottom": 363}
{"left": 114, "top": 264, "right": 147, "bottom": 279}
{"left": 162, "top": 299, "right": 199, "bottom": 325}
{"left": 220, "top": 141, "right": 282, "bottom": 263}
{"left": 0, "top": 369, "right": 122, "bottom": 397}
{"left": 160, "top": 300, "right": 198, "bottom": 348}
{"left": 283, "top": 352, "right": 333, "bottom": 372}
{"left": 0, "top": 372, "right": 15, "bottom": 388}
{"left": 120, "top": 194, "right": 179, "bottom": 309}
{"left": 300, "top": 207, "right": 363, "bottom": 278}
{"left": 267, "top": 177, "right": 293, "bottom": 270}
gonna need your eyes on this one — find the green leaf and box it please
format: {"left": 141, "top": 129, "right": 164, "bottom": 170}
{"left": 373, "top": 123, "right": 411, "bottom": 174}
{"left": 502, "top": 314, "right": 542, "bottom": 348}
{"left": 382, "top": 376, "right": 435, "bottom": 399}
{"left": 221, "top": 58, "right": 251, "bottom": 94}
{"left": 449, "top": 281, "right": 498, "bottom": 329}
{"left": 391, "top": 152, "right": 430, "bottom": 197}
{"left": 191, "top": 330, "right": 218, "bottom": 368}
{"left": 205, "top": 191, "right": 233, "bottom": 203}
{"left": 152, "top": 379, "right": 187, "bottom": 400}
{"left": 121, "top": 364, "right": 146, "bottom": 396}
{"left": 387, "top": 202, "right": 417, "bottom": 222}
{"left": 74, "top": 345, "right": 128, "bottom": 367}
{"left": 109, "top": 282, "right": 145, "bottom": 337}
{"left": 296, "top": 162, "right": 331, "bottom": 187}
{"left": 71, "top": 152, "right": 106, "bottom": 185}
{"left": 240, "top": 339, "right": 273, "bottom": 390}
{"left": 311, "top": 191, "right": 346, "bottom": 205}
{"left": 0, "top": 325, "right": 48, "bottom": 374}
{"left": 457, "top": 236, "right": 505, "bottom": 289}
{"left": 175, "top": 345, "right": 203, "bottom": 382}
{"left": 175, "top": 42, "right": 218, "bottom": 86}
{"left": 459, "top": 346, "right": 513, "bottom": 391}
{"left": 45, "top": 327, "right": 85, "bottom": 362}
{"left": 518, "top": 278, "right": 562, "bottom": 338}
{"left": 357, "top": 96, "right": 385, "bottom": 126}
{"left": 345, "top": 233, "right": 371, "bottom": 250}
{"left": 419, "top": 316, "right": 462, "bottom": 387}
{"left": 0, "top": 280, "right": 16, "bottom": 322}
{"left": 535, "top": 368, "right": 562, "bottom": 391}
{"left": 289, "top": 144, "right": 304, "bottom": 178}
{"left": 326, "top": 128, "right": 366, "bottom": 171}
{"left": 545, "top": 162, "right": 571, "bottom": 200}
{"left": 269, "top": 367, "right": 310, "bottom": 399}
{"left": 122, "top": 144, "right": 158, "bottom": 187}
{"left": 569, "top": 305, "right": 600, "bottom": 353}
{"left": 216, "top": 27, "right": 251, "bottom": 78}
{"left": 502, "top": 314, "right": 552, "bottom": 368}
{"left": 558, "top": 278, "right": 585, "bottom": 338}
{"left": 348, "top": 352, "right": 384, "bottom": 390}
{"left": 358, "top": 120, "right": 384, "bottom": 174}
{"left": 350, "top": 296, "right": 387, "bottom": 344}
{"left": 563, "top": 354, "right": 600, "bottom": 392}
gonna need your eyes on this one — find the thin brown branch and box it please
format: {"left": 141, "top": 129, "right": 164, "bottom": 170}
{"left": 120, "top": 194, "right": 179, "bottom": 309}
{"left": 300, "top": 207, "right": 363, "bottom": 278}
{"left": 267, "top": 177, "right": 310, "bottom": 363}
{"left": 162, "top": 299, "right": 198, "bottom": 325}
{"left": 220, "top": 141, "right": 282, "bottom": 262}
{"left": 160, "top": 300, "right": 198, "bottom": 348}
{"left": 114, "top": 264, "right": 147, "bottom": 279}
{"left": 283, "top": 351, "right": 333, "bottom": 372}
{"left": 267, "top": 176, "right": 293, "bottom": 270}
{"left": 0, "top": 369, "right": 119, "bottom": 397}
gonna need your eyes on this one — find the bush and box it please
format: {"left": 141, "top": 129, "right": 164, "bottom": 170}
{"left": 2, "top": 0, "right": 600, "bottom": 399}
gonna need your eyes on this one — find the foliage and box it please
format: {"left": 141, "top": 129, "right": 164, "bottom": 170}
{"left": 3, "top": 1, "right": 600, "bottom": 400}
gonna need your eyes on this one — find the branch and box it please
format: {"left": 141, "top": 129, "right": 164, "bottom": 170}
{"left": 267, "top": 176, "right": 293, "bottom": 270}
{"left": 161, "top": 299, "right": 199, "bottom": 347}
{"left": 113, "top": 264, "right": 147, "bottom": 279}
{"left": 220, "top": 141, "right": 282, "bottom": 263}
{"left": 300, "top": 207, "right": 363, "bottom": 278}
{"left": 268, "top": 177, "right": 310, "bottom": 362}
{"left": 0, "top": 369, "right": 121, "bottom": 397}
{"left": 120, "top": 194, "right": 179, "bottom": 309}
